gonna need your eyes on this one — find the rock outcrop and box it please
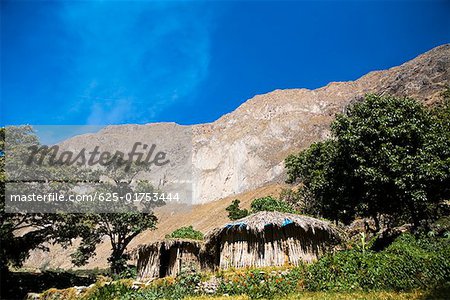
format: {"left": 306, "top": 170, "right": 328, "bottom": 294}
{"left": 60, "top": 44, "right": 450, "bottom": 204}
{"left": 23, "top": 44, "right": 450, "bottom": 270}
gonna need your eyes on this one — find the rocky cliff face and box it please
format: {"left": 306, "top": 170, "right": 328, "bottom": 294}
{"left": 23, "top": 44, "right": 450, "bottom": 270}
{"left": 61, "top": 44, "right": 450, "bottom": 204}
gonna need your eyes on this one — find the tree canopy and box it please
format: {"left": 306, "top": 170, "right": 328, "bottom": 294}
{"left": 226, "top": 199, "right": 249, "bottom": 220}
{"left": 1, "top": 126, "right": 162, "bottom": 275}
{"left": 285, "top": 93, "right": 450, "bottom": 230}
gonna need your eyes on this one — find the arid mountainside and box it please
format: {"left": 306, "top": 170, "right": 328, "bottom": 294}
{"left": 23, "top": 44, "right": 450, "bottom": 270}
{"left": 23, "top": 183, "right": 287, "bottom": 270}
{"left": 60, "top": 44, "right": 449, "bottom": 204}
{"left": 191, "top": 45, "right": 449, "bottom": 203}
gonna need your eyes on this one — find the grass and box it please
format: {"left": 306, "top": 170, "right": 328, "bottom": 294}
{"left": 186, "top": 290, "right": 430, "bottom": 300}
{"left": 187, "top": 283, "right": 450, "bottom": 300}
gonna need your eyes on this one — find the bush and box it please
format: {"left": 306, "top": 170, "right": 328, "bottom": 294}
{"left": 306, "top": 234, "right": 450, "bottom": 292}
{"left": 217, "top": 266, "right": 306, "bottom": 299}
{"left": 165, "top": 226, "right": 204, "bottom": 240}
{"left": 113, "top": 266, "right": 137, "bottom": 280}
{"left": 250, "top": 196, "right": 298, "bottom": 214}
{"left": 83, "top": 282, "right": 132, "bottom": 300}
{"left": 129, "top": 272, "right": 202, "bottom": 300}
{"left": 48, "top": 234, "right": 450, "bottom": 299}
{"left": 82, "top": 271, "right": 202, "bottom": 300}
{"left": 226, "top": 199, "right": 249, "bottom": 220}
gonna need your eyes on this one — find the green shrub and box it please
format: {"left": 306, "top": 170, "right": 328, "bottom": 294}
{"left": 250, "top": 196, "right": 298, "bottom": 214}
{"left": 226, "top": 196, "right": 299, "bottom": 221}
{"left": 83, "top": 282, "right": 132, "bottom": 300}
{"left": 217, "top": 266, "right": 306, "bottom": 299}
{"left": 79, "top": 268, "right": 202, "bottom": 300}
{"left": 77, "top": 234, "right": 449, "bottom": 299}
{"left": 165, "top": 226, "right": 204, "bottom": 240}
{"left": 306, "top": 234, "right": 450, "bottom": 292}
{"left": 226, "top": 199, "right": 249, "bottom": 220}
{"left": 112, "top": 266, "right": 137, "bottom": 280}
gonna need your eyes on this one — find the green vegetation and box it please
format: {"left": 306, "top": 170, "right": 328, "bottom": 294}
{"left": 226, "top": 196, "right": 297, "bottom": 221}
{"left": 226, "top": 199, "right": 249, "bottom": 220}
{"left": 0, "top": 126, "right": 83, "bottom": 275}
{"left": 185, "top": 289, "right": 442, "bottom": 300}
{"left": 306, "top": 234, "right": 450, "bottom": 292}
{"left": 250, "top": 196, "right": 298, "bottom": 214}
{"left": 37, "top": 234, "right": 450, "bottom": 300}
{"left": 216, "top": 266, "right": 305, "bottom": 299}
{"left": 285, "top": 93, "right": 450, "bottom": 230}
{"left": 0, "top": 126, "right": 162, "bottom": 277}
{"left": 165, "top": 226, "right": 204, "bottom": 240}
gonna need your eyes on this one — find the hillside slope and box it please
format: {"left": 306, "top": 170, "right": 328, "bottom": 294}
{"left": 58, "top": 44, "right": 450, "bottom": 204}
{"left": 23, "top": 44, "right": 450, "bottom": 270}
{"left": 23, "top": 183, "right": 286, "bottom": 270}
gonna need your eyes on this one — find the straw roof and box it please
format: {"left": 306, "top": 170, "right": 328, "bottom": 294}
{"left": 205, "top": 211, "right": 342, "bottom": 245}
{"left": 131, "top": 238, "right": 203, "bottom": 260}
{"left": 137, "top": 238, "right": 204, "bottom": 252}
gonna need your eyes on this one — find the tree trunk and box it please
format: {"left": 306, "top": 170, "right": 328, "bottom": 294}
{"left": 109, "top": 247, "right": 127, "bottom": 275}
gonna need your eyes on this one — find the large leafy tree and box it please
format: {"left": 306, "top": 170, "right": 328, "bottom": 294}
{"left": 60, "top": 147, "right": 164, "bottom": 274}
{"left": 0, "top": 126, "right": 79, "bottom": 275}
{"left": 286, "top": 93, "right": 450, "bottom": 230}
{"left": 70, "top": 178, "right": 163, "bottom": 274}
{"left": 1, "top": 126, "right": 162, "bottom": 275}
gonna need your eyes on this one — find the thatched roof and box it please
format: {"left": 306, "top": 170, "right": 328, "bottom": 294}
{"left": 205, "top": 211, "right": 342, "bottom": 245}
{"left": 133, "top": 239, "right": 204, "bottom": 260}
{"left": 137, "top": 238, "right": 204, "bottom": 253}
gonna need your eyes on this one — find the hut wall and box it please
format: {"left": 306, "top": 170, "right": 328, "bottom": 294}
{"left": 218, "top": 224, "right": 331, "bottom": 269}
{"left": 137, "top": 245, "right": 161, "bottom": 280}
{"left": 166, "top": 243, "right": 201, "bottom": 277}
{"left": 137, "top": 241, "right": 203, "bottom": 280}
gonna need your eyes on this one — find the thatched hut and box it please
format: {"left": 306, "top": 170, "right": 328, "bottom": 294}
{"left": 204, "top": 211, "right": 341, "bottom": 269}
{"left": 136, "top": 239, "right": 203, "bottom": 280}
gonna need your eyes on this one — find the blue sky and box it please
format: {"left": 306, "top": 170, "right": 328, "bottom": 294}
{"left": 1, "top": 0, "right": 450, "bottom": 127}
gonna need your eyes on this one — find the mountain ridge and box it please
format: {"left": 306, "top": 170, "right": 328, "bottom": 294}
{"left": 23, "top": 44, "right": 450, "bottom": 270}
{"left": 58, "top": 44, "right": 450, "bottom": 205}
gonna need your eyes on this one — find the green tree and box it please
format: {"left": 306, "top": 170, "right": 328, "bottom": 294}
{"left": 225, "top": 199, "right": 249, "bottom": 220}
{"left": 0, "top": 126, "right": 82, "bottom": 275}
{"left": 0, "top": 126, "right": 162, "bottom": 275}
{"left": 165, "top": 225, "right": 204, "bottom": 240}
{"left": 69, "top": 165, "right": 163, "bottom": 274}
{"left": 286, "top": 94, "right": 450, "bottom": 230}
{"left": 70, "top": 209, "right": 159, "bottom": 274}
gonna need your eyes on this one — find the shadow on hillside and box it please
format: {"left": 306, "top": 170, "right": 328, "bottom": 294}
{"left": 0, "top": 270, "right": 103, "bottom": 300}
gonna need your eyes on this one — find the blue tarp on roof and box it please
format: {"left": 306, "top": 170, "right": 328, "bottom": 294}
{"left": 282, "top": 218, "right": 293, "bottom": 226}
{"left": 225, "top": 218, "right": 293, "bottom": 229}
{"left": 225, "top": 222, "right": 246, "bottom": 229}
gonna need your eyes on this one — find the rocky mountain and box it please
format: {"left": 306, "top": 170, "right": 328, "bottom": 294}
{"left": 23, "top": 44, "right": 450, "bottom": 270}
{"left": 60, "top": 44, "right": 450, "bottom": 204}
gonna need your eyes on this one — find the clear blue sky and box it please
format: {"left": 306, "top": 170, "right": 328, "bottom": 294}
{"left": 1, "top": 0, "right": 450, "bottom": 126}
